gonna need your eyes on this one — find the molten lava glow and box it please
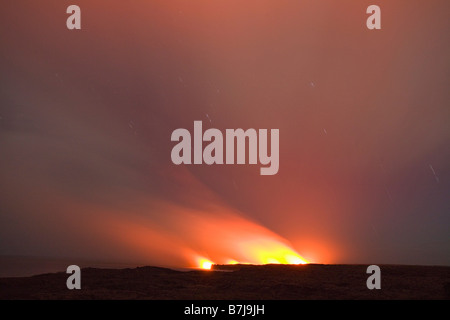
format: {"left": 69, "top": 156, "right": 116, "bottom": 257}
{"left": 192, "top": 239, "right": 309, "bottom": 268}
{"left": 196, "top": 248, "right": 307, "bottom": 269}
{"left": 249, "top": 245, "right": 308, "bottom": 265}
{"left": 200, "top": 259, "right": 213, "bottom": 270}
{"left": 107, "top": 202, "right": 311, "bottom": 269}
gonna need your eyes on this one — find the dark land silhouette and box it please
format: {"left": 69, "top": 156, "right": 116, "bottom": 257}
{"left": 1, "top": 264, "right": 449, "bottom": 300}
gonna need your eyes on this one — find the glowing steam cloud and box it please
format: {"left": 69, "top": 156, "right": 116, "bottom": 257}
{"left": 107, "top": 202, "right": 308, "bottom": 269}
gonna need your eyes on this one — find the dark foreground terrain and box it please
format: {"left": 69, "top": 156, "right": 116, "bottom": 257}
{"left": 1, "top": 264, "right": 449, "bottom": 299}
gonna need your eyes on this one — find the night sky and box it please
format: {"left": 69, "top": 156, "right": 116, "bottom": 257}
{"left": 1, "top": 0, "right": 449, "bottom": 268}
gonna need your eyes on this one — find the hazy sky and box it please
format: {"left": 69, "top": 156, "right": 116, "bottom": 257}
{"left": 1, "top": 0, "right": 449, "bottom": 267}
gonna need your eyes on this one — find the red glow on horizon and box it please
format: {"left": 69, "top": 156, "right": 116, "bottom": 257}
{"left": 104, "top": 203, "right": 315, "bottom": 269}
{"left": 199, "top": 258, "right": 213, "bottom": 270}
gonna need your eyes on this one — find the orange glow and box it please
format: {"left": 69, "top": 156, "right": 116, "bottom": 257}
{"left": 199, "top": 259, "right": 213, "bottom": 270}
{"left": 104, "top": 201, "right": 313, "bottom": 269}
{"left": 243, "top": 243, "right": 308, "bottom": 265}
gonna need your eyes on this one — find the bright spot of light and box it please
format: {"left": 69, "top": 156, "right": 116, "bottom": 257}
{"left": 286, "top": 255, "right": 307, "bottom": 265}
{"left": 200, "top": 259, "right": 213, "bottom": 270}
